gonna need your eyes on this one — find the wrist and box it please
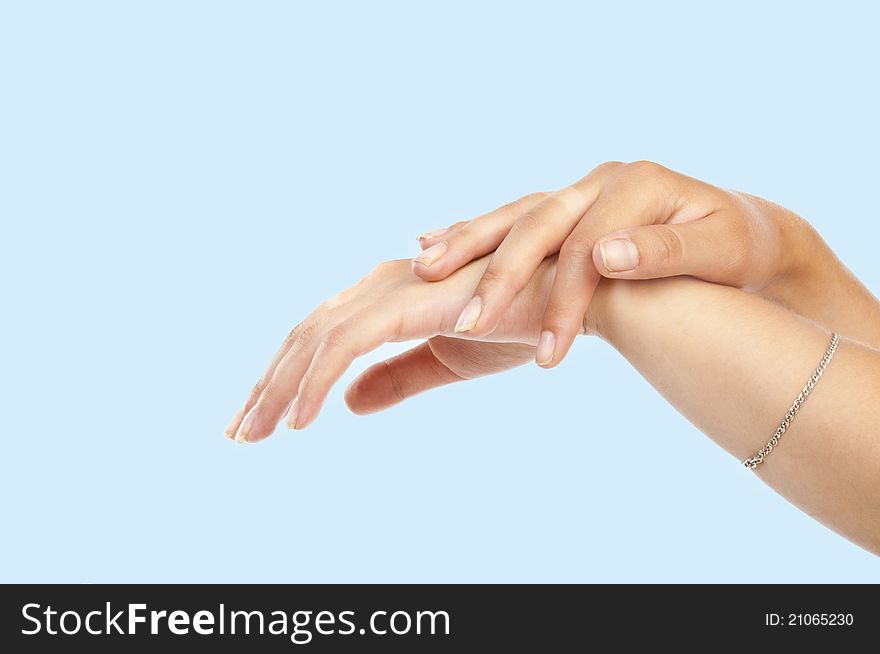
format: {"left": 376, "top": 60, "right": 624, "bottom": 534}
{"left": 761, "top": 209, "right": 838, "bottom": 305}
{"left": 583, "top": 278, "right": 622, "bottom": 342}
{"left": 585, "top": 276, "right": 721, "bottom": 346}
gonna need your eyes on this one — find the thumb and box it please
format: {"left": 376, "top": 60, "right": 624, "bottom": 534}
{"left": 592, "top": 218, "right": 744, "bottom": 284}
{"left": 344, "top": 337, "right": 533, "bottom": 415}
{"left": 344, "top": 341, "right": 462, "bottom": 415}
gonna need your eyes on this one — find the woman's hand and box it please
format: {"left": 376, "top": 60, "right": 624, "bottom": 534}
{"left": 412, "top": 160, "right": 813, "bottom": 367}
{"left": 224, "top": 256, "right": 562, "bottom": 443}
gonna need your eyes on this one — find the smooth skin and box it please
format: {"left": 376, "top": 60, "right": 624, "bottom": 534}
{"left": 412, "top": 161, "right": 880, "bottom": 360}
{"left": 225, "top": 255, "right": 555, "bottom": 441}
{"left": 225, "top": 251, "right": 880, "bottom": 554}
{"left": 226, "top": 166, "right": 880, "bottom": 552}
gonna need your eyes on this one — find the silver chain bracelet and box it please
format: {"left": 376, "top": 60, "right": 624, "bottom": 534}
{"left": 743, "top": 333, "right": 841, "bottom": 469}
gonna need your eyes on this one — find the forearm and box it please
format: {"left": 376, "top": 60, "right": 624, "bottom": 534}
{"left": 763, "top": 212, "right": 880, "bottom": 349}
{"left": 588, "top": 276, "right": 880, "bottom": 554}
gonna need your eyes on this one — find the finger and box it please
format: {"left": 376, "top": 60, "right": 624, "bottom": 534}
{"left": 538, "top": 162, "right": 681, "bottom": 367}
{"left": 535, "top": 227, "right": 602, "bottom": 368}
{"left": 415, "top": 164, "right": 627, "bottom": 279}
{"left": 224, "top": 284, "right": 364, "bottom": 439}
{"left": 345, "top": 337, "right": 535, "bottom": 414}
{"left": 416, "top": 220, "right": 467, "bottom": 250}
{"left": 452, "top": 186, "right": 599, "bottom": 337}
{"left": 224, "top": 313, "right": 319, "bottom": 439}
{"left": 592, "top": 215, "right": 748, "bottom": 284}
{"left": 232, "top": 311, "right": 334, "bottom": 443}
{"left": 451, "top": 164, "right": 627, "bottom": 337}
{"left": 290, "top": 306, "right": 403, "bottom": 430}
{"left": 411, "top": 192, "right": 547, "bottom": 281}
{"left": 344, "top": 341, "right": 464, "bottom": 414}
{"left": 228, "top": 267, "right": 377, "bottom": 442}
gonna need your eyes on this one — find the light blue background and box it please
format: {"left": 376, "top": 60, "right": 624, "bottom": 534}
{"left": 1, "top": 1, "right": 878, "bottom": 582}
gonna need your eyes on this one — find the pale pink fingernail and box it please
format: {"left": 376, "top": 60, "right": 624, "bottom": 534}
{"left": 416, "top": 228, "right": 449, "bottom": 242}
{"left": 454, "top": 296, "right": 482, "bottom": 333}
{"left": 536, "top": 330, "right": 556, "bottom": 367}
{"left": 292, "top": 397, "right": 319, "bottom": 430}
{"left": 412, "top": 241, "right": 448, "bottom": 267}
{"left": 286, "top": 397, "right": 300, "bottom": 429}
{"left": 224, "top": 408, "right": 245, "bottom": 438}
{"left": 234, "top": 405, "right": 258, "bottom": 444}
{"left": 599, "top": 238, "right": 639, "bottom": 272}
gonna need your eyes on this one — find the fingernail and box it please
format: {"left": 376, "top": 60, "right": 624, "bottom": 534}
{"left": 454, "top": 296, "right": 482, "bottom": 333}
{"left": 416, "top": 228, "right": 449, "bottom": 242}
{"left": 292, "top": 397, "right": 318, "bottom": 430}
{"left": 536, "top": 330, "right": 556, "bottom": 367}
{"left": 234, "top": 405, "right": 258, "bottom": 444}
{"left": 286, "top": 397, "right": 299, "bottom": 429}
{"left": 599, "top": 238, "right": 639, "bottom": 272}
{"left": 412, "top": 241, "right": 448, "bottom": 267}
{"left": 224, "top": 408, "right": 244, "bottom": 438}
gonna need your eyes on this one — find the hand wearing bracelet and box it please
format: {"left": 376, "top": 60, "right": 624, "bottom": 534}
{"left": 226, "top": 167, "right": 880, "bottom": 553}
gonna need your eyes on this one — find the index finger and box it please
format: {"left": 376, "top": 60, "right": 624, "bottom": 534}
{"left": 412, "top": 192, "right": 547, "bottom": 281}
{"left": 538, "top": 161, "right": 682, "bottom": 367}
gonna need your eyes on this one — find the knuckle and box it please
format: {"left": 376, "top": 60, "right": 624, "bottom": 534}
{"left": 624, "top": 159, "right": 666, "bottom": 180}
{"left": 651, "top": 224, "right": 684, "bottom": 266}
{"left": 558, "top": 184, "right": 585, "bottom": 206}
{"left": 477, "top": 267, "right": 519, "bottom": 303}
{"left": 593, "top": 160, "right": 625, "bottom": 175}
{"left": 298, "top": 366, "right": 316, "bottom": 393}
{"left": 575, "top": 161, "right": 624, "bottom": 189}
{"left": 478, "top": 265, "right": 509, "bottom": 289}
{"left": 541, "top": 302, "right": 579, "bottom": 333}
{"left": 294, "top": 320, "right": 320, "bottom": 350}
{"left": 282, "top": 322, "right": 303, "bottom": 348}
{"left": 247, "top": 379, "right": 265, "bottom": 403}
{"left": 518, "top": 195, "right": 561, "bottom": 231}
{"left": 321, "top": 326, "right": 351, "bottom": 354}
{"left": 560, "top": 236, "right": 595, "bottom": 262}
{"left": 262, "top": 377, "right": 279, "bottom": 400}
{"left": 517, "top": 208, "right": 546, "bottom": 231}
{"left": 261, "top": 372, "right": 288, "bottom": 402}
